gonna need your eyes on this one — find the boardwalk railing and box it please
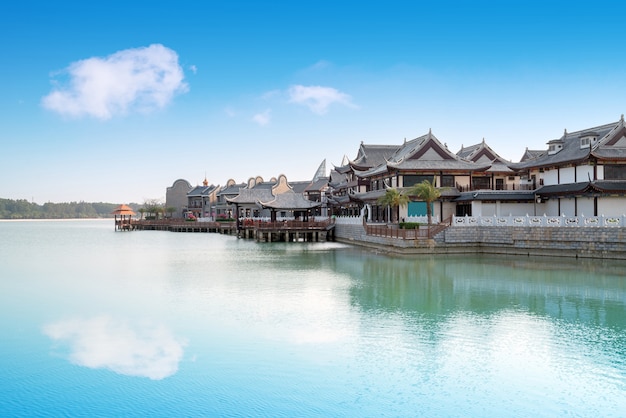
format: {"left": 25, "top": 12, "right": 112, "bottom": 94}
{"left": 363, "top": 216, "right": 452, "bottom": 240}
{"left": 247, "top": 219, "right": 332, "bottom": 230}
{"left": 133, "top": 219, "right": 236, "bottom": 230}
{"left": 452, "top": 214, "right": 626, "bottom": 227}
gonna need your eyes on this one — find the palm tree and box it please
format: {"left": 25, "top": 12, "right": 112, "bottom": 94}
{"left": 409, "top": 178, "right": 441, "bottom": 225}
{"left": 377, "top": 188, "right": 409, "bottom": 223}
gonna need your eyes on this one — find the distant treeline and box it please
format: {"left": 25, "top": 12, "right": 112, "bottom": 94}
{"left": 0, "top": 198, "right": 141, "bottom": 219}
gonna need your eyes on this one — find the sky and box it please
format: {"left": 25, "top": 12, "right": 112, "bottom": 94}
{"left": 2, "top": 1, "right": 625, "bottom": 204}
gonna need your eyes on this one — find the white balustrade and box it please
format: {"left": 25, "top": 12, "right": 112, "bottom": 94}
{"left": 452, "top": 214, "right": 626, "bottom": 227}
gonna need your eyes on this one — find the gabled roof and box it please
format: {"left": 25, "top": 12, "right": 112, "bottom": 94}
{"left": 514, "top": 119, "right": 621, "bottom": 169}
{"left": 349, "top": 143, "right": 399, "bottom": 170}
{"left": 328, "top": 169, "right": 348, "bottom": 187}
{"left": 226, "top": 187, "right": 274, "bottom": 204}
{"left": 357, "top": 130, "right": 489, "bottom": 178}
{"left": 217, "top": 182, "right": 246, "bottom": 196}
{"left": 520, "top": 148, "right": 546, "bottom": 162}
{"left": 592, "top": 115, "right": 626, "bottom": 160}
{"left": 305, "top": 177, "right": 329, "bottom": 192}
{"left": 458, "top": 139, "right": 512, "bottom": 169}
{"left": 188, "top": 184, "right": 219, "bottom": 197}
{"left": 289, "top": 181, "right": 311, "bottom": 194}
{"left": 258, "top": 190, "right": 321, "bottom": 210}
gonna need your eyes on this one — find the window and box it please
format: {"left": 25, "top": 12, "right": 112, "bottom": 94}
{"left": 604, "top": 165, "right": 626, "bottom": 180}
{"left": 441, "top": 175, "right": 454, "bottom": 188}
{"left": 403, "top": 175, "right": 435, "bottom": 187}
{"left": 472, "top": 177, "right": 490, "bottom": 190}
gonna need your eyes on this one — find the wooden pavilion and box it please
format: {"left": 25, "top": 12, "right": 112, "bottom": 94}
{"left": 111, "top": 204, "right": 136, "bottom": 231}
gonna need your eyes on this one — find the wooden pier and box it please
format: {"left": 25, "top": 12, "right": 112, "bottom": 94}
{"left": 130, "top": 219, "right": 335, "bottom": 242}
{"left": 132, "top": 220, "right": 237, "bottom": 235}
{"left": 239, "top": 219, "right": 334, "bottom": 242}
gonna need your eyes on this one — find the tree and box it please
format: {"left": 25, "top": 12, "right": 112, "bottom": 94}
{"left": 143, "top": 198, "right": 164, "bottom": 220}
{"left": 138, "top": 208, "right": 146, "bottom": 220}
{"left": 377, "top": 188, "right": 409, "bottom": 223}
{"left": 165, "top": 207, "right": 176, "bottom": 219}
{"left": 409, "top": 178, "right": 441, "bottom": 225}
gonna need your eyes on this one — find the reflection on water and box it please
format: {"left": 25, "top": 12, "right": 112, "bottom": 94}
{"left": 43, "top": 316, "right": 186, "bottom": 380}
{"left": 1, "top": 221, "right": 626, "bottom": 416}
{"left": 337, "top": 252, "right": 626, "bottom": 329}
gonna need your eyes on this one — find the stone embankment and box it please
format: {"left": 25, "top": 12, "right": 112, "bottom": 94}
{"left": 334, "top": 223, "right": 626, "bottom": 260}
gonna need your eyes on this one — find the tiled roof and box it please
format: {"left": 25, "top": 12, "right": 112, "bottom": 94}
{"left": 289, "top": 181, "right": 311, "bottom": 193}
{"left": 305, "top": 177, "right": 329, "bottom": 192}
{"left": 514, "top": 121, "right": 620, "bottom": 169}
{"left": 188, "top": 185, "right": 218, "bottom": 196}
{"left": 226, "top": 187, "right": 274, "bottom": 204}
{"left": 350, "top": 143, "right": 399, "bottom": 169}
{"left": 258, "top": 190, "right": 321, "bottom": 210}
{"left": 217, "top": 183, "right": 246, "bottom": 196}
{"left": 520, "top": 148, "right": 546, "bottom": 162}
{"left": 454, "top": 191, "right": 535, "bottom": 202}
{"left": 356, "top": 131, "right": 491, "bottom": 178}
{"left": 535, "top": 182, "right": 591, "bottom": 195}
{"left": 536, "top": 180, "right": 626, "bottom": 196}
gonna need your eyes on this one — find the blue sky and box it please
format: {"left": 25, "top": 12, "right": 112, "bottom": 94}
{"left": 2, "top": 1, "right": 625, "bottom": 204}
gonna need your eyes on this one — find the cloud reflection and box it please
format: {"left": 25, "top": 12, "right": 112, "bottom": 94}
{"left": 43, "top": 316, "right": 186, "bottom": 380}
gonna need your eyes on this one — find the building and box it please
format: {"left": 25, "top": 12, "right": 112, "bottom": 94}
{"left": 515, "top": 115, "right": 626, "bottom": 217}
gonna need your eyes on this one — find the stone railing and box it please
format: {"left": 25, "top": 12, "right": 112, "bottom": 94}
{"left": 334, "top": 215, "right": 364, "bottom": 225}
{"left": 452, "top": 214, "right": 626, "bottom": 227}
{"left": 405, "top": 215, "right": 439, "bottom": 224}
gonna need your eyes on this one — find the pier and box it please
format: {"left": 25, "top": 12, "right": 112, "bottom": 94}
{"left": 130, "top": 219, "right": 335, "bottom": 242}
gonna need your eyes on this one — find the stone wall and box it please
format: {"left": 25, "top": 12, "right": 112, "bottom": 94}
{"left": 439, "top": 226, "right": 626, "bottom": 259}
{"left": 334, "top": 224, "right": 437, "bottom": 254}
{"left": 334, "top": 223, "right": 626, "bottom": 259}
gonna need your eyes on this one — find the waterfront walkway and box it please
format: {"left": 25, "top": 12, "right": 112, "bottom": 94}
{"left": 131, "top": 219, "right": 334, "bottom": 242}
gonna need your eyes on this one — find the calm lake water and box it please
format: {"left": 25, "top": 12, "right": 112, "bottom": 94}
{"left": 1, "top": 219, "right": 625, "bottom": 417}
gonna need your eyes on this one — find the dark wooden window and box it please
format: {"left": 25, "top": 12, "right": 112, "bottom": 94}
{"left": 472, "top": 177, "right": 490, "bottom": 190}
{"left": 604, "top": 165, "right": 626, "bottom": 180}
{"left": 403, "top": 175, "right": 435, "bottom": 187}
{"left": 441, "top": 175, "right": 454, "bottom": 188}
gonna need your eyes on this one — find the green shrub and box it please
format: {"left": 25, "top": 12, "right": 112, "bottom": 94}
{"left": 399, "top": 222, "right": 421, "bottom": 229}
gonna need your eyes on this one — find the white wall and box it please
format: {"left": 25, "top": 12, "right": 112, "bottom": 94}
{"left": 559, "top": 167, "right": 576, "bottom": 184}
{"left": 598, "top": 197, "right": 626, "bottom": 217}
{"left": 560, "top": 198, "right": 576, "bottom": 216}
{"left": 576, "top": 165, "right": 594, "bottom": 182}
{"left": 543, "top": 169, "right": 559, "bottom": 185}
{"left": 577, "top": 197, "right": 595, "bottom": 217}
{"left": 501, "top": 202, "right": 533, "bottom": 216}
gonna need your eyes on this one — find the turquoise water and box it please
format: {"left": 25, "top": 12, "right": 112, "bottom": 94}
{"left": 1, "top": 219, "right": 625, "bottom": 417}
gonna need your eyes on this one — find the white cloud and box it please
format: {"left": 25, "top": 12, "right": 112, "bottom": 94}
{"left": 42, "top": 44, "right": 188, "bottom": 119}
{"left": 189, "top": 64, "right": 197, "bottom": 74}
{"left": 252, "top": 109, "right": 271, "bottom": 126}
{"left": 288, "top": 85, "right": 356, "bottom": 115}
{"left": 43, "top": 316, "right": 187, "bottom": 380}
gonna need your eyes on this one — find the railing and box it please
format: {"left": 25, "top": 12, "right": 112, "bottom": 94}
{"left": 452, "top": 214, "right": 626, "bottom": 227}
{"left": 334, "top": 215, "right": 363, "bottom": 225}
{"left": 364, "top": 216, "right": 452, "bottom": 239}
{"left": 248, "top": 220, "right": 331, "bottom": 230}
{"left": 364, "top": 224, "right": 430, "bottom": 239}
{"left": 405, "top": 215, "right": 440, "bottom": 224}
{"left": 134, "top": 219, "right": 236, "bottom": 229}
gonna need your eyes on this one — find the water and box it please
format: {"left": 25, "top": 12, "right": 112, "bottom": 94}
{"left": 1, "top": 219, "right": 625, "bottom": 417}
